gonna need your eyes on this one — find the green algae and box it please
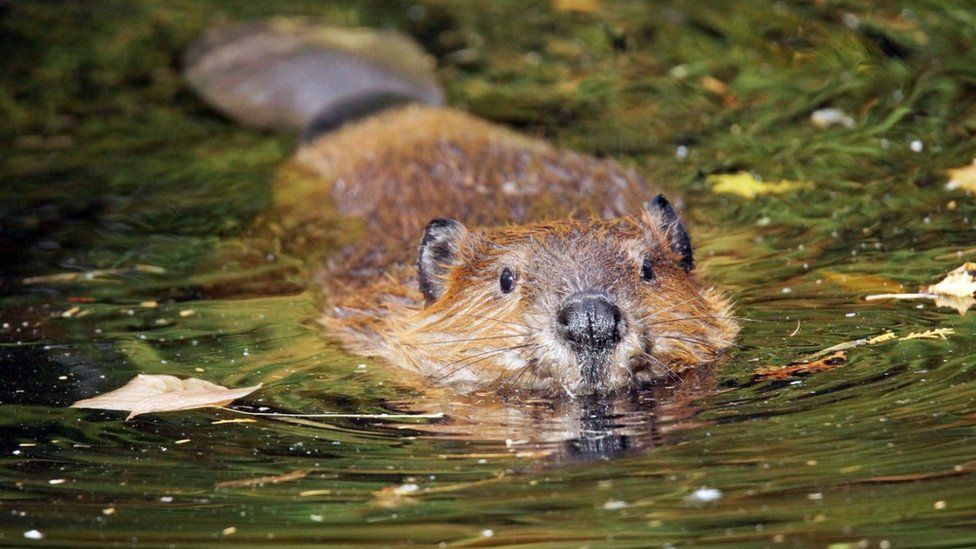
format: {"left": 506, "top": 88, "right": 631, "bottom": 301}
{"left": 3, "top": 1, "right": 976, "bottom": 546}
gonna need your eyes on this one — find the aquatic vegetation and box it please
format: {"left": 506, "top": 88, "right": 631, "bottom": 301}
{"left": 3, "top": 1, "right": 976, "bottom": 546}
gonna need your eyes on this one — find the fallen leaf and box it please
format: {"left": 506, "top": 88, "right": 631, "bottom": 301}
{"left": 71, "top": 375, "right": 261, "bottom": 420}
{"left": 707, "top": 171, "right": 814, "bottom": 199}
{"left": 215, "top": 470, "right": 309, "bottom": 489}
{"left": 946, "top": 160, "right": 976, "bottom": 194}
{"left": 934, "top": 295, "right": 976, "bottom": 314}
{"left": 699, "top": 76, "right": 730, "bottom": 97}
{"left": 552, "top": 0, "right": 600, "bottom": 12}
{"left": 698, "top": 75, "right": 738, "bottom": 106}
{"left": 754, "top": 351, "right": 847, "bottom": 380}
{"left": 822, "top": 271, "right": 906, "bottom": 293}
{"left": 865, "top": 263, "right": 976, "bottom": 314}
{"left": 926, "top": 263, "right": 976, "bottom": 297}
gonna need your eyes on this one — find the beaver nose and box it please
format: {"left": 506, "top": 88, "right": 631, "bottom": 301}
{"left": 556, "top": 291, "right": 623, "bottom": 352}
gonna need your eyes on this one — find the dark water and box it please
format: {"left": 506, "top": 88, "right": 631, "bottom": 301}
{"left": 3, "top": 1, "right": 976, "bottom": 546}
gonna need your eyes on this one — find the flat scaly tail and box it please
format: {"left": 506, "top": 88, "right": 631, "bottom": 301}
{"left": 182, "top": 17, "right": 443, "bottom": 140}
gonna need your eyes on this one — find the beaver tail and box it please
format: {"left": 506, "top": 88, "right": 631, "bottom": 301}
{"left": 182, "top": 17, "right": 443, "bottom": 138}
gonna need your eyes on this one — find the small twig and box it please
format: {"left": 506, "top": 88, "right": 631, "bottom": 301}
{"left": 864, "top": 293, "right": 932, "bottom": 301}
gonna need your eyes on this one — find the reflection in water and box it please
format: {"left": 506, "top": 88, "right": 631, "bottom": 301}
{"left": 397, "top": 367, "right": 716, "bottom": 465}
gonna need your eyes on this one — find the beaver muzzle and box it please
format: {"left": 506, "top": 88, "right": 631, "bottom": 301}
{"left": 556, "top": 290, "right": 623, "bottom": 385}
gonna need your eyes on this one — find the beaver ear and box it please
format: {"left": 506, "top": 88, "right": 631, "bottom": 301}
{"left": 418, "top": 218, "right": 468, "bottom": 304}
{"left": 642, "top": 194, "right": 694, "bottom": 272}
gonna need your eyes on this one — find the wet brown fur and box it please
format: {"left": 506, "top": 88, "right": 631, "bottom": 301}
{"left": 268, "top": 104, "right": 737, "bottom": 395}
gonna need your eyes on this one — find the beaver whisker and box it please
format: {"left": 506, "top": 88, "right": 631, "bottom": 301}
{"left": 640, "top": 314, "right": 756, "bottom": 326}
{"left": 496, "top": 355, "right": 543, "bottom": 394}
{"left": 617, "top": 359, "right": 637, "bottom": 384}
{"left": 406, "top": 332, "right": 535, "bottom": 346}
{"left": 640, "top": 352, "right": 681, "bottom": 382}
{"left": 666, "top": 333, "right": 748, "bottom": 351}
{"left": 461, "top": 312, "right": 536, "bottom": 330}
{"left": 426, "top": 347, "right": 535, "bottom": 391}
{"left": 424, "top": 343, "right": 541, "bottom": 389}
{"left": 637, "top": 294, "right": 711, "bottom": 322}
{"left": 655, "top": 333, "right": 744, "bottom": 353}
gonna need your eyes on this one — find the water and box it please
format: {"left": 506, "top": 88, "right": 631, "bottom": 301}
{"left": 3, "top": 1, "right": 976, "bottom": 546}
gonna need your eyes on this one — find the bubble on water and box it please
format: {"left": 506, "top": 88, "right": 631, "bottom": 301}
{"left": 687, "top": 487, "right": 722, "bottom": 502}
{"left": 603, "top": 500, "right": 628, "bottom": 510}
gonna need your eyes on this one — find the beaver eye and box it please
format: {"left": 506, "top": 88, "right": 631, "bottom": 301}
{"left": 499, "top": 268, "right": 516, "bottom": 293}
{"left": 640, "top": 258, "right": 655, "bottom": 282}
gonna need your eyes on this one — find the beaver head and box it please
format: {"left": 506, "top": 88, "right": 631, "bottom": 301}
{"left": 394, "top": 195, "right": 737, "bottom": 396}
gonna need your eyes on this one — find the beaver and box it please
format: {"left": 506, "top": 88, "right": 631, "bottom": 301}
{"left": 185, "top": 18, "right": 738, "bottom": 397}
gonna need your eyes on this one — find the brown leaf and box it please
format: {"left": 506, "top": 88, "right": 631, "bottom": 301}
{"left": 822, "top": 271, "right": 905, "bottom": 293}
{"left": 754, "top": 351, "right": 848, "bottom": 381}
{"left": 71, "top": 374, "right": 261, "bottom": 420}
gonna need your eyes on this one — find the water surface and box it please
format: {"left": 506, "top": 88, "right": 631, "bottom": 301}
{"left": 3, "top": 1, "right": 976, "bottom": 546}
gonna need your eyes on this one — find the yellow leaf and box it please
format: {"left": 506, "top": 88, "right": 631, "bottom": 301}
{"left": 71, "top": 375, "right": 261, "bottom": 420}
{"left": 946, "top": 160, "right": 976, "bottom": 194}
{"left": 707, "top": 171, "right": 814, "bottom": 199}
{"left": 552, "top": 0, "right": 601, "bottom": 12}
{"left": 822, "top": 271, "right": 905, "bottom": 293}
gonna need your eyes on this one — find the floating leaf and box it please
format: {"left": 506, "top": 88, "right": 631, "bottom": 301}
{"left": 822, "top": 271, "right": 905, "bottom": 293}
{"left": 552, "top": 0, "right": 601, "bottom": 12}
{"left": 707, "top": 171, "right": 814, "bottom": 199}
{"left": 946, "top": 160, "right": 976, "bottom": 194}
{"left": 865, "top": 263, "right": 976, "bottom": 314}
{"left": 71, "top": 375, "right": 261, "bottom": 420}
{"left": 927, "top": 263, "right": 976, "bottom": 297}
